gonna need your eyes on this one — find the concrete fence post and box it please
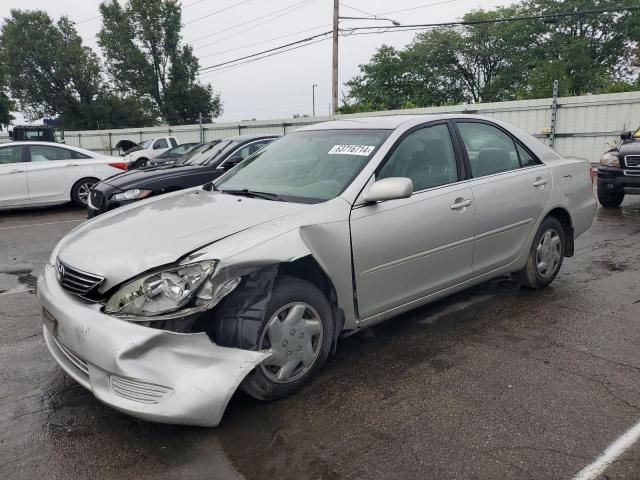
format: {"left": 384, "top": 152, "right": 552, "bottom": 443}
{"left": 108, "top": 132, "right": 113, "bottom": 156}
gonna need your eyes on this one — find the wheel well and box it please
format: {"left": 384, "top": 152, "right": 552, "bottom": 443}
{"left": 546, "top": 207, "right": 574, "bottom": 257}
{"left": 278, "top": 256, "right": 344, "bottom": 351}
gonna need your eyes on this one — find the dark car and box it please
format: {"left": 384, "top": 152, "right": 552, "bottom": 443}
{"left": 597, "top": 128, "right": 640, "bottom": 207}
{"left": 87, "top": 134, "right": 278, "bottom": 217}
{"left": 148, "top": 142, "right": 203, "bottom": 167}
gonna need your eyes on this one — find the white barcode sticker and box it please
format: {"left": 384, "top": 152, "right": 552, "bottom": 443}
{"left": 328, "top": 145, "right": 375, "bottom": 156}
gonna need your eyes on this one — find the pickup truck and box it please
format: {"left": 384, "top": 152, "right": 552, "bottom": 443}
{"left": 122, "top": 136, "right": 179, "bottom": 169}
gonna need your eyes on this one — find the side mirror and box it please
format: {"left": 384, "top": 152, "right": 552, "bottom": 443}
{"left": 621, "top": 131, "right": 633, "bottom": 141}
{"left": 364, "top": 177, "right": 413, "bottom": 203}
{"left": 223, "top": 155, "right": 243, "bottom": 171}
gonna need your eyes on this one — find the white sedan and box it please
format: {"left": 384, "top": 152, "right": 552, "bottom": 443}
{"left": 0, "top": 141, "right": 127, "bottom": 209}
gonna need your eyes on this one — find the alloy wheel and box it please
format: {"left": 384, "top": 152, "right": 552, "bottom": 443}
{"left": 77, "top": 182, "right": 95, "bottom": 206}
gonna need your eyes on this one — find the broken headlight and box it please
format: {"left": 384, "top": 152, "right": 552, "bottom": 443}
{"left": 104, "top": 260, "right": 241, "bottom": 320}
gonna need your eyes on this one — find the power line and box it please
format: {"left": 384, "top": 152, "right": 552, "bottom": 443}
{"left": 340, "top": 6, "right": 640, "bottom": 32}
{"left": 195, "top": 5, "right": 640, "bottom": 77}
{"left": 184, "top": 0, "right": 252, "bottom": 25}
{"left": 75, "top": 15, "right": 100, "bottom": 25}
{"left": 187, "top": 0, "right": 314, "bottom": 44}
{"left": 340, "top": 3, "right": 375, "bottom": 17}
{"left": 199, "top": 37, "right": 331, "bottom": 78}
{"left": 380, "top": 0, "right": 462, "bottom": 16}
{"left": 199, "top": 31, "right": 332, "bottom": 72}
{"left": 182, "top": 0, "right": 207, "bottom": 8}
{"left": 198, "top": 24, "right": 330, "bottom": 59}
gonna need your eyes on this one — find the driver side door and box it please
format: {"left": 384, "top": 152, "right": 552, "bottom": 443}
{"left": 350, "top": 122, "right": 475, "bottom": 321}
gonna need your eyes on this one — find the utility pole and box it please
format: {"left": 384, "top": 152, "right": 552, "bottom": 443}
{"left": 312, "top": 84, "right": 318, "bottom": 117}
{"left": 331, "top": 0, "right": 339, "bottom": 116}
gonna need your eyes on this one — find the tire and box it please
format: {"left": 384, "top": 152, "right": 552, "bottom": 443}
{"left": 132, "top": 158, "right": 148, "bottom": 169}
{"left": 240, "top": 275, "right": 334, "bottom": 401}
{"left": 512, "top": 216, "right": 565, "bottom": 289}
{"left": 597, "top": 187, "right": 624, "bottom": 208}
{"left": 71, "top": 177, "right": 99, "bottom": 207}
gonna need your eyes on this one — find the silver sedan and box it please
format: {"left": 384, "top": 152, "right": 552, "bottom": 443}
{"left": 38, "top": 115, "right": 596, "bottom": 426}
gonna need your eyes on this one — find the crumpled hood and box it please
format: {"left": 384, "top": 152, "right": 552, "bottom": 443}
{"left": 56, "top": 190, "right": 309, "bottom": 290}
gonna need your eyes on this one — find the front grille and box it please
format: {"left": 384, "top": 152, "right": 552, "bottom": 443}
{"left": 109, "top": 376, "right": 173, "bottom": 404}
{"left": 56, "top": 258, "right": 104, "bottom": 297}
{"left": 625, "top": 155, "right": 640, "bottom": 168}
{"left": 53, "top": 336, "right": 89, "bottom": 377}
{"left": 88, "top": 190, "right": 104, "bottom": 210}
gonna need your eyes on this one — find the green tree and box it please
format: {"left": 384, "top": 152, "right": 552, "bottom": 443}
{"left": 342, "top": 0, "right": 639, "bottom": 111}
{"left": 98, "top": 0, "right": 222, "bottom": 124}
{"left": 0, "top": 10, "right": 102, "bottom": 121}
{"left": 0, "top": 63, "right": 15, "bottom": 130}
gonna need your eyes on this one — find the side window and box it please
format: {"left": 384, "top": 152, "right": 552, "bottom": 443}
{"left": 378, "top": 124, "right": 458, "bottom": 191}
{"left": 0, "top": 146, "right": 24, "bottom": 164}
{"left": 71, "top": 150, "right": 92, "bottom": 159}
{"left": 29, "top": 145, "right": 74, "bottom": 162}
{"left": 456, "top": 122, "right": 520, "bottom": 177}
{"left": 238, "top": 141, "right": 269, "bottom": 160}
{"left": 169, "top": 137, "right": 178, "bottom": 148}
{"left": 154, "top": 138, "right": 169, "bottom": 149}
{"left": 516, "top": 143, "right": 540, "bottom": 167}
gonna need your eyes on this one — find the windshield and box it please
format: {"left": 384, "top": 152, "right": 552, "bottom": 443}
{"left": 140, "top": 139, "right": 153, "bottom": 149}
{"left": 214, "top": 129, "right": 391, "bottom": 203}
{"left": 178, "top": 140, "right": 232, "bottom": 166}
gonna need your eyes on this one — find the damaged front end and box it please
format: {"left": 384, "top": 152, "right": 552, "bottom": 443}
{"left": 38, "top": 261, "right": 276, "bottom": 427}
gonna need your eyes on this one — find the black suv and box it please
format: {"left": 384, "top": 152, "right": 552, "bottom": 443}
{"left": 597, "top": 128, "right": 640, "bottom": 207}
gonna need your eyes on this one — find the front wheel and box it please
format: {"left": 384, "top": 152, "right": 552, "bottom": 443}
{"left": 240, "top": 275, "right": 334, "bottom": 401}
{"left": 597, "top": 187, "right": 624, "bottom": 208}
{"left": 513, "top": 216, "right": 565, "bottom": 289}
{"left": 71, "top": 178, "right": 99, "bottom": 207}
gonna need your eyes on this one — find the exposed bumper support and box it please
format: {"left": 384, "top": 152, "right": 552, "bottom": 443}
{"left": 38, "top": 264, "right": 270, "bottom": 427}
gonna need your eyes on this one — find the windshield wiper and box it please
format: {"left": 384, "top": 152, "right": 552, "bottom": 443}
{"left": 203, "top": 182, "right": 218, "bottom": 191}
{"left": 220, "top": 189, "right": 281, "bottom": 201}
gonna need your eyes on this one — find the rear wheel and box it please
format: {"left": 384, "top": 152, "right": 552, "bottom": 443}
{"left": 71, "top": 177, "right": 98, "bottom": 207}
{"left": 513, "top": 216, "right": 565, "bottom": 289}
{"left": 240, "top": 275, "right": 334, "bottom": 401}
{"left": 597, "top": 187, "right": 624, "bottom": 208}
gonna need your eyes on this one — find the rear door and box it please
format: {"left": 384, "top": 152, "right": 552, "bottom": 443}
{"left": 454, "top": 120, "right": 551, "bottom": 275}
{"left": 25, "top": 145, "right": 90, "bottom": 202}
{"left": 0, "top": 145, "right": 29, "bottom": 206}
{"left": 350, "top": 122, "right": 475, "bottom": 320}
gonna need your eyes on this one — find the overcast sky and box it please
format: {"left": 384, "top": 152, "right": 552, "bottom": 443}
{"left": 2, "top": 0, "right": 514, "bottom": 123}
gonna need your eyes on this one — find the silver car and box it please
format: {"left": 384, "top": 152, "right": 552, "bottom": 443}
{"left": 38, "top": 115, "right": 596, "bottom": 426}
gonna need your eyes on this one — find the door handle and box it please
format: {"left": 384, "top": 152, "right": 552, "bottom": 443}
{"left": 66, "top": 163, "right": 79, "bottom": 167}
{"left": 533, "top": 177, "right": 548, "bottom": 188}
{"left": 450, "top": 198, "right": 472, "bottom": 210}
{"left": 9, "top": 169, "right": 24, "bottom": 174}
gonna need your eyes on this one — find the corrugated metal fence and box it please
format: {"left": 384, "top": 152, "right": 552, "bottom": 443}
{"left": 2, "top": 91, "right": 638, "bottom": 162}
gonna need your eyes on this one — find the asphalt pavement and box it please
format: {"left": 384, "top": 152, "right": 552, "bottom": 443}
{"left": 1, "top": 198, "right": 640, "bottom": 480}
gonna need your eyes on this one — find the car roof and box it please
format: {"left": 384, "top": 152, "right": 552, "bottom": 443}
{"left": 295, "top": 114, "right": 520, "bottom": 131}
{"left": 0, "top": 141, "right": 107, "bottom": 156}
{"left": 217, "top": 134, "right": 280, "bottom": 142}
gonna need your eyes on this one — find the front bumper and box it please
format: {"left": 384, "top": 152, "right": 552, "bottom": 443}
{"left": 38, "top": 264, "right": 269, "bottom": 427}
{"left": 597, "top": 167, "right": 640, "bottom": 194}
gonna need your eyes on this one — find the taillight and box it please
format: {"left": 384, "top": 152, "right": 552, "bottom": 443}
{"left": 109, "top": 162, "right": 128, "bottom": 171}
